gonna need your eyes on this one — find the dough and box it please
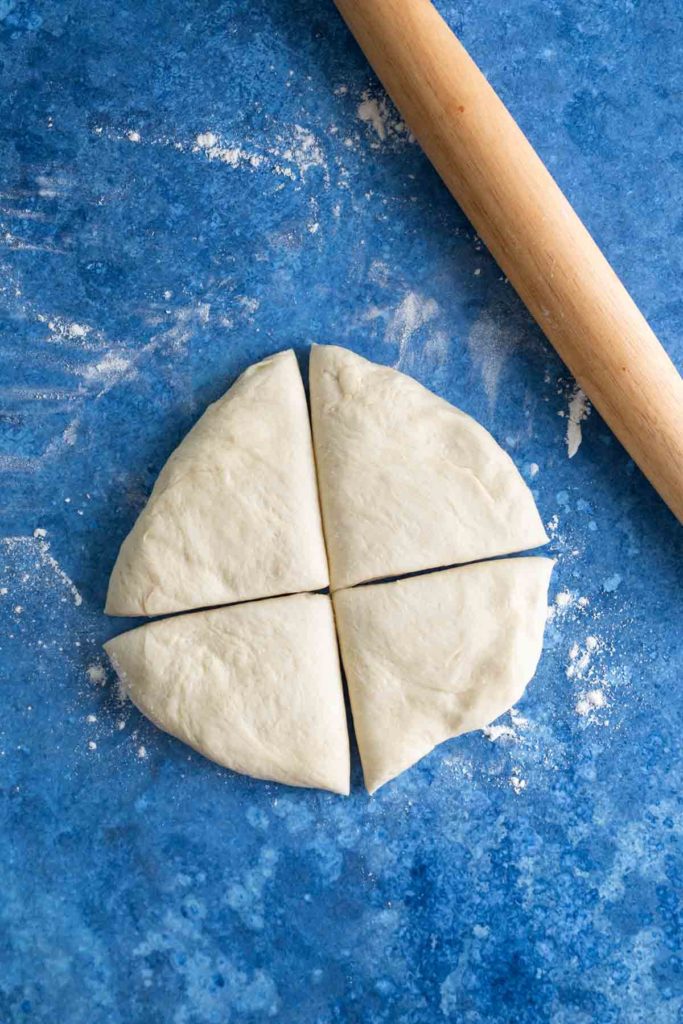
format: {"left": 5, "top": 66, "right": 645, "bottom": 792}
{"left": 106, "top": 350, "right": 328, "bottom": 616}
{"left": 104, "top": 593, "right": 350, "bottom": 794}
{"left": 333, "top": 557, "right": 553, "bottom": 793}
{"left": 310, "top": 345, "right": 548, "bottom": 590}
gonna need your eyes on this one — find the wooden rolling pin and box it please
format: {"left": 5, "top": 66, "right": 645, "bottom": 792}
{"left": 334, "top": 0, "right": 683, "bottom": 522}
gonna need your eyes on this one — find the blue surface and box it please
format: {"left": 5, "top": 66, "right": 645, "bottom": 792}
{"left": 1, "top": 1, "right": 682, "bottom": 1021}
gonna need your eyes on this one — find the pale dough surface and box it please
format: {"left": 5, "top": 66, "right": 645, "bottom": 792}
{"left": 106, "top": 349, "right": 329, "bottom": 616}
{"left": 104, "top": 593, "right": 350, "bottom": 794}
{"left": 310, "top": 345, "right": 549, "bottom": 590}
{"left": 333, "top": 557, "right": 554, "bottom": 793}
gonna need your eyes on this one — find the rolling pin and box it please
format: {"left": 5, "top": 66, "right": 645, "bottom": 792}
{"left": 334, "top": 0, "right": 683, "bottom": 522}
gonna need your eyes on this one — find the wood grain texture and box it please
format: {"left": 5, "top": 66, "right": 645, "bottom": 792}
{"left": 335, "top": 0, "right": 683, "bottom": 522}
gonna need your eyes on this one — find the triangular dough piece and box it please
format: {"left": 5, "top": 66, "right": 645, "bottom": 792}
{"left": 106, "top": 350, "right": 329, "bottom": 616}
{"left": 333, "top": 557, "right": 553, "bottom": 793}
{"left": 310, "top": 345, "right": 548, "bottom": 590}
{"left": 104, "top": 593, "right": 350, "bottom": 794}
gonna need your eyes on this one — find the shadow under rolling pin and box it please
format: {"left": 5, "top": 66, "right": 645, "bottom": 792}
{"left": 334, "top": 0, "right": 683, "bottom": 523}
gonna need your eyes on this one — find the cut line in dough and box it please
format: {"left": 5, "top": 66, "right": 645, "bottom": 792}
{"left": 103, "top": 345, "right": 553, "bottom": 796}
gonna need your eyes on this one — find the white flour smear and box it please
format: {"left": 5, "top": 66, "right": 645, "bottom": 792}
{"left": 387, "top": 291, "right": 440, "bottom": 368}
{"left": 79, "top": 350, "right": 135, "bottom": 388}
{"left": 566, "top": 387, "right": 591, "bottom": 458}
{"left": 466, "top": 309, "right": 519, "bottom": 409}
{"left": 75, "top": 303, "right": 210, "bottom": 400}
{"left": 1, "top": 288, "right": 211, "bottom": 471}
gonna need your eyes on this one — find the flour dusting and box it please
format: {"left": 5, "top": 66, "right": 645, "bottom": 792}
{"left": 357, "top": 96, "right": 386, "bottom": 140}
{"left": 482, "top": 706, "right": 530, "bottom": 744}
{"left": 1, "top": 534, "right": 82, "bottom": 607}
{"left": 91, "top": 121, "right": 330, "bottom": 188}
{"left": 566, "top": 634, "right": 605, "bottom": 680}
{"left": 192, "top": 124, "right": 327, "bottom": 184}
{"left": 86, "top": 663, "right": 106, "bottom": 685}
{"left": 566, "top": 387, "right": 591, "bottom": 458}
{"left": 566, "top": 631, "right": 612, "bottom": 726}
{"left": 356, "top": 91, "right": 412, "bottom": 145}
{"left": 62, "top": 420, "right": 78, "bottom": 446}
{"left": 482, "top": 723, "right": 517, "bottom": 742}
{"left": 575, "top": 688, "right": 609, "bottom": 718}
{"left": 387, "top": 291, "right": 440, "bottom": 367}
{"left": 510, "top": 769, "right": 527, "bottom": 794}
{"left": 466, "top": 309, "right": 519, "bottom": 408}
{"left": 36, "top": 314, "right": 102, "bottom": 350}
{"left": 79, "top": 350, "right": 135, "bottom": 387}
{"left": 194, "top": 132, "right": 265, "bottom": 170}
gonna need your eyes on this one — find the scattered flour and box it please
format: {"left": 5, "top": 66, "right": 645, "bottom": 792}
{"left": 64, "top": 302, "right": 213, "bottom": 407}
{"left": 482, "top": 723, "right": 517, "bottom": 742}
{"left": 546, "top": 587, "right": 591, "bottom": 626}
{"left": 36, "top": 314, "right": 100, "bottom": 349}
{"left": 236, "top": 296, "right": 260, "bottom": 315}
{"left": 356, "top": 91, "right": 412, "bottom": 144}
{"left": 195, "top": 131, "right": 218, "bottom": 149}
{"left": 510, "top": 708, "right": 529, "bottom": 729}
{"left": 357, "top": 95, "right": 387, "bottom": 141}
{"left": 62, "top": 421, "right": 78, "bottom": 446}
{"left": 387, "top": 291, "right": 440, "bottom": 367}
{"left": 510, "top": 770, "right": 527, "bottom": 794}
{"left": 466, "top": 309, "right": 519, "bottom": 408}
{"left": 541, "top": 562, "right": 620, "bottom": 728}
{"left": 564, "top": 629, "right": 613, "bottom": 725}
{"left": 482, "top": 706, "right": 530, "bottom": 744}
{"left": 1, "top": 535, "right": 82, "bottom": 607}
{"left": 86, "top": 664, "right": 106, "bottom": 685}
{"left": 566, "top": 634, "right": 606, "bottom": 681}
{"left": 193, "top": 124, "right": 327, "bottom": 184}
{"left": 423, "top": 330, "right": 450, "bottom": 365}
{"left": 194, "top": 132, "right": 265, "bottom": 170}
{"left": 78, "top": 350, "right": 134, "bottom": 387}
{"left": 566, "top": 387, "right": 591, "bottom": 458}
{"left": 575, "top": 689, "right": 608, "bottom": 717}
{"left": 91, "top": 121, "right": 331, "bottom": 188}
{"left": 278, "top": 125, "right": 328, "bottom": 180}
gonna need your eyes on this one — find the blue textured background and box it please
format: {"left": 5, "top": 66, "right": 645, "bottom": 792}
{"left": 1, "top": 1, "right": 682, "bottom": 1021}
